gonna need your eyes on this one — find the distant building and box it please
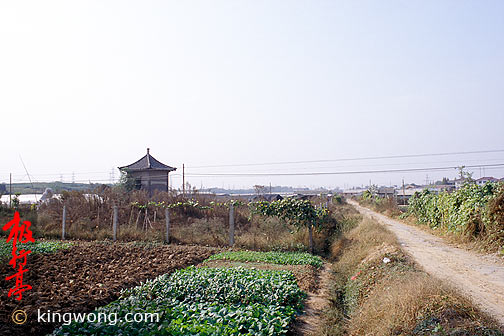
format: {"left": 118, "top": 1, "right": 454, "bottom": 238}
{"left": 395, "top": 187, "right": 425, "bottom": 204}
{"left": 341, "top": 189, "right": 366, "bottom": 197}
{"left": 430, "top": 184, "right": 456, "bottom": 193}
{"left": 119, "top": 148, "right": 176, "bottom": 196}
{"left": 454, "top": 178, "right": 468, "bottom": 189}
{"left": 378, "top": 187, "right": 395, "bottom": 198}
{"left": 0, "top": 183, "right": 6, "bottom": 194}
{"left": 475, "top": 177, "right": 499, "bottom": 186}
{"left": 251, "top": 194, "right": 284, "bottom": 202}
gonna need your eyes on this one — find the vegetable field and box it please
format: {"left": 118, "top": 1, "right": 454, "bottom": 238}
{"left": 51, "top": 251, "right": 319, "bottom": 335}
{"left": 54, "top": 266, "right": 306, "bottom": 335}
{"left": 1, "top": 240, "right": 321, "bottom": 336}
{"left": 0, "top": 242, "right": 216, "bottom": 336}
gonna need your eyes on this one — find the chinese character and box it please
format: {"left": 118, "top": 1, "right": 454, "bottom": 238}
{"left": 3, "top": 211, "right": 35, "bottom": 300}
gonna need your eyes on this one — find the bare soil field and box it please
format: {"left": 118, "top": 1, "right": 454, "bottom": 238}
{"left": 349, "top": 200, "right": 504, "bottom": 327}
{"left": 0, "top": 242, "right": 217, "bottom": 336}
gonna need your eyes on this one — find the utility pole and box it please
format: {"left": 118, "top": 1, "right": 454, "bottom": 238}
{"left": 269, "top": 182, "right": 272, "bottom": 194}
{"left": 110, "top": 167, "right": 115, "bottom": 184}
{"left": 182, "top": 164, "right": 185, "bottom": 196}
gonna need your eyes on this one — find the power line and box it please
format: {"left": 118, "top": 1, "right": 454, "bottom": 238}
{"left": 189, "top": 158, "right": 504, "bottom": 173}
{"left": 2, "top": 165, "right": 504, "bottom": 183}
{"left": 184, "top": 163, "right": 504, "bottom": 177}
{"left": 187, "top": 149, "right": 504, "bottom": 169}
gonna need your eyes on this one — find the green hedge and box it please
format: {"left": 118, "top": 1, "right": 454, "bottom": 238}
{"left": 407, "top": 182, "right": 504, "bottom": 249}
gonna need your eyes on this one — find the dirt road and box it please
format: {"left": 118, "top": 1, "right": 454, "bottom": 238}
{"left": 349, "top": 200, "right": 504, "bottom": 326}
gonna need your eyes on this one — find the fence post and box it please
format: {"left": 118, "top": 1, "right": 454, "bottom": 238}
{"left": 165, "top": 208, "right": 170, "bottom": 244}
{"left": 113, "top": 206, "right": 118, "bottom": 242}
{"left": 229, "top": 202, "right": 235, "bottom": 246}
{"left": 62, "top": 205, "right": 66, "bottom": 240}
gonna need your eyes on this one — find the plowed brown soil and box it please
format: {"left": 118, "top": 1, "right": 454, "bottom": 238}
{"left": 0, "top": 242, "right": 217, "bottom": 336}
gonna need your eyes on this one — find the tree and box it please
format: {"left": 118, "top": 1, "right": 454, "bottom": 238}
{"left": 250, "top": 198, "right": 329, "bottom": 253}
{"left": 253, "top": 185, "right": 266, "bottom": 196}
{"left": 118, "top": 171, "right": 136, "bottom": 192}
{"left": 457, "top": 166, "right": 473, "bottom": 181}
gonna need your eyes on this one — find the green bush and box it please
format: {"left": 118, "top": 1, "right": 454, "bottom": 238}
{"left": 407, "top": 182, "right": 504, "bottom": 249}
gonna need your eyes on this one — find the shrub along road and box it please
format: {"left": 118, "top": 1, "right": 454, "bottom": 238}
{"left": 349, "top": 200, "right": 504, "bottom": 327}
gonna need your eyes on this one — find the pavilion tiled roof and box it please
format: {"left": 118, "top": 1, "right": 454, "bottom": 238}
{"left": 118, "top": 148, "right": 176, "bottom": 171}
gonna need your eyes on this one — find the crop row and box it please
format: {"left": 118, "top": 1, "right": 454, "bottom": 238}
{"left": 53, "top": 265, "right": 306, "bottom": 335}
{"left": 207, "top": 250, "right": 323, "bottom": 268}
{"left": 0, "top": 240, "right": 72, "bottom": 259}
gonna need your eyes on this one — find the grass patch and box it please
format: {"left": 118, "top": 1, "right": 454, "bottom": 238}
{"left": 207, "top": 250, "right": 323, "bottom": 268}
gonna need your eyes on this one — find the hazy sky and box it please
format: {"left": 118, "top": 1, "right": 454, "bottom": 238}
{"left": 1, "top": 1, "right": 503, "bottom": 190}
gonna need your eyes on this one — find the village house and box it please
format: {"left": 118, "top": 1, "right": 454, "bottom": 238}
{"left": 475, "top": 177, "right": 499, "bottom": 186}
{"left": 378, "top": 187, "right": 396, "bottom": 198}
{"left": 119, "top": 148, "right": 176, "bottom": 196}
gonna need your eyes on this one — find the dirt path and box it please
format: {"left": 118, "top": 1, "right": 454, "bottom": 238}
{"left": 349, "top": 200, "right": 504, "bottom": 326}
{"left": 296, "top": 263, "right": 332, "bottom": 335}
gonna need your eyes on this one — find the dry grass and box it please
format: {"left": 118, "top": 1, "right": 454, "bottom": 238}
{"left": 400, "top": 213, "right": 503, "bottom": 256}
{"left": 358, "top": 197, "right": 402, "bottom": 218}
{"left": 236, "top": 217, "right": 305, "bottom": 251}
{"left": 330, "top": 218, "right": 398, "bottom": 272}
{"left": 348, "top": 273, "right": 492, "bottom": 336}
{"left": 172, "top": 217, "right": 229, "bottom": 246}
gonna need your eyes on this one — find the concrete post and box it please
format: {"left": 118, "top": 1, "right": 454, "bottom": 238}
{"left": 62, "top": 205, "right": 66, "bottom": 240}
{"left": 113, "top": 206, "right": 118, "bottom": 241}
{"left": 165, "top": 208, "right": 170, "bottom": 244}
{"left": 229, "top": 203, "right": 235, "bottom": 246}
